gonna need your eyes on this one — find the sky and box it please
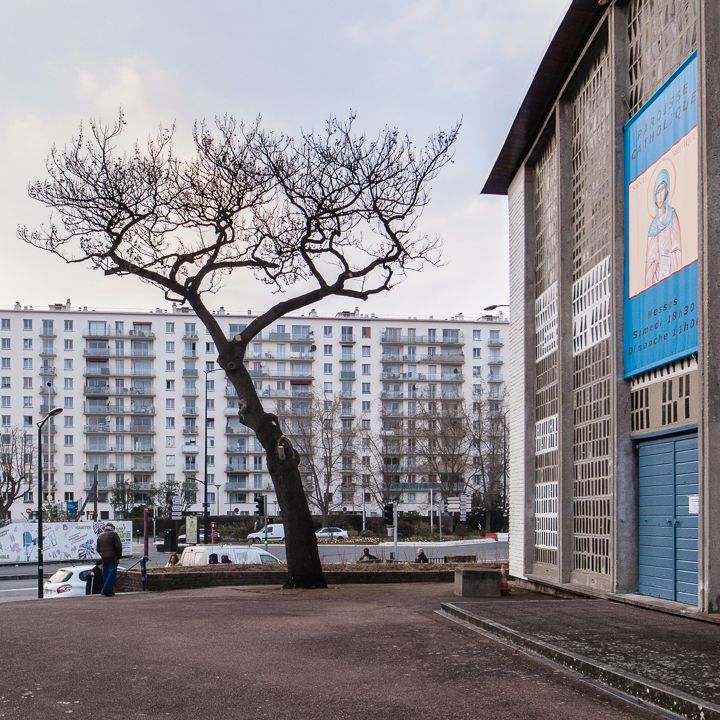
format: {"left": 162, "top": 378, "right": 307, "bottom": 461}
{"left": 0, "top": 0, "right": 569, "bottom": 319}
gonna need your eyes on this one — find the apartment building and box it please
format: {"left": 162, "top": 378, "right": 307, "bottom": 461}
{"left": 0, "top": 300, "right": 507, "bottom": 521}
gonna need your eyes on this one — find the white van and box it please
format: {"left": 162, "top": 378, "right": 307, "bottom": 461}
{"left": 246, "top": 523, "right": 285, "bottom": 542}
{"left": 179, "top": 544, "right": 282, "bottom": 567}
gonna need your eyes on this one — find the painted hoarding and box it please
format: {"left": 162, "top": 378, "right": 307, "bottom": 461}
{"left": 0, "top": 520, "right": 132, "bottom": 564}
{"left": 624, "top": 52, "right": 699, "bottom": 378}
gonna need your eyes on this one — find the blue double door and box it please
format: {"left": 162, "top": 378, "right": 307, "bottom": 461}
{"left": 637, "top": 433, "right": 698, "bottom": 605}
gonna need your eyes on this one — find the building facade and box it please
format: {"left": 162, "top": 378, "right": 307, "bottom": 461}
{"left": 484, "top": 0, "right": 720, "bottom": 611}
{"left": 0, "top": 300, "right": 507, "bottom": 523}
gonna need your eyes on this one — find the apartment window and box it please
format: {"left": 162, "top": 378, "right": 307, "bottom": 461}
{"left": 23, "top": 416, "right": 32, "bottom": 427}
{"left": 23, "top": 338, "right": 32, "bottom": 350}
{"left": 166, "top": 398, "right": 175, "bottom": 410}
{"left": 64, "top": 454, "right": 73, "bottom": 465}
{"left": 207, "top": 418, "right": 215, "bottom": 430}
{"left": 64, "top": 396, "right": 73, "bottom": 409}
{"left": 362, "top": 346, "right": 371, "bottom": 357}
{"left": 206, "top": 342, "right": 215, "bottom": 353}
{"left": 361, "top": 401, "right": 370, "bottom": 412}
{"left": 323, "top": 325, "right": 332, "bottom": 337}
{"left": 361, "top": 419, "right": 370, "bottom": 430}
{"left": 362, "top": 383, "right": 370, "bottom": 394}
{"left": 64, "top": 339, "right": 73, "bottom": 351}
{"left": 64, "top": 320, "right": 73, "bottom": 332}
{"left": 63, "top": 416, "right": 73, "bottom": 428}
{"left": 166, "top": 436, "right": 175, "bottom": 448}
{"left": 1, "top": 397, "right": 10, "bottom": 408}
{"left": 64, "top": 475, "right": 74, "bottom": 486}
{"left": 64, "top": 435, "right": 73, "bottom": 446}
{"left": 323, "top": 363, "right": 332, "bottom": 375}
{"left": 324, "top": 345, "right": 332, "bottom": 356}
{"left": 163, "top": 321, "right": 174, "bottom": 334}
{"left": 323, "top": 382, "right": 333, "bottom": 393}
{"left": 166, "top": 341, "right": 175, "bottom": 353}
{"left": 0, "top": 377, "right": 8, "bottom": 388}
{"left": 166, "top": 417, "right": 175, "bottom": 429}
{"left": 166, "top": 454, "right": 175, "bottom": 467}
{"left": 362, "top": 364, "right": 370, "bottom": 376}
{"left": 1, "top": 416, "right": 9, "bottom": 427}
{"left": 166, "top": 361, "right": 175, "bottom": 372}
{"left": 0, "top": 319, "right": 9, "bottom": 330}
{"left": 64, "top": 378, "right": 73, "bottom": 389}
{"left": 473, "top": 348, "right": 481, "bottom": 359}
{"left": 23, "top": 319, "right": 32, "bottom": 330}
{"left": 23, "top": 396, "right": 32, "bottom": 408}
{"left": 1, "top": 339, "right": 10, "bottom": 350}
{"left": 166, "top": 380, "right": 175, "bottom": 391}
{"left": 1, "top": 359, "right": 9, "bottom": 369}
{"left": 64, "top": 358, "right": 73, "bottom": 370}
{"left": 23, "top": 377, "right": 32, "bottom": 389}
{"left": 489, "top": 329, "right": 500, "bottom": 341}
{"left": 206, "top": 399, "right": 215, "bottom": 411}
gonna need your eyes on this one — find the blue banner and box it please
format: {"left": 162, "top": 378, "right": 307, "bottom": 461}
{"left": 623, "top": 52, "right": 699, "bottom": 378}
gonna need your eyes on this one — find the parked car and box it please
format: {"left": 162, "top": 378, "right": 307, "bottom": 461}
{"left": 179, "top": 544, "right": 282, "bottom": 566}
{"left": 43, "top": 564, "right": 125, "bottom": 598}
{"left": 247, "top": 523, "right": 285, "bottom": 542}
{"left": 315, "top": 527, "right": 348, "bottom": 541}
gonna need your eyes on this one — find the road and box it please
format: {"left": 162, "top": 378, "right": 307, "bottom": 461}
{"left": 0, "top": 577, "right": 37, "bottom": 603}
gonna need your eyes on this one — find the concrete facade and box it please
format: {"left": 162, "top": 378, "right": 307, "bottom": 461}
{"left": 485, "top": 0, "right": 717, "bottom": 611}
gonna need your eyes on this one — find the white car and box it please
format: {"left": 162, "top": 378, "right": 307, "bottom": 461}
{"left": 43, "top": 564, "right": 124, "bottom": 598}
{"left": 315, "top": 527, "right": 348, "bottom": 541}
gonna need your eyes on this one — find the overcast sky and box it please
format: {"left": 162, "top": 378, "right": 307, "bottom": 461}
{"left": 0, "top": 0, "right": 568, "bottom": 319}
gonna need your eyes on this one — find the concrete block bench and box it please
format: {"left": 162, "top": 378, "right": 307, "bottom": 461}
{"left": 454, "top": 567, "right": 501, "bottom": 597}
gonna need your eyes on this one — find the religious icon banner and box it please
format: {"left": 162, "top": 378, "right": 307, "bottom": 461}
{"left": 624, "top": 52, "right": 698, "bottom": 378}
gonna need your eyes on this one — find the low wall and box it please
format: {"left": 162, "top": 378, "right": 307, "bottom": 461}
{"left": 117, "top": 567, "right": 454, "bottom": 593}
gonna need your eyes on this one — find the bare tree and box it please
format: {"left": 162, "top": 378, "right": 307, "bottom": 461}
{"left": 283, "top": 390, "right": 357, "bottom": 526}
{"left": 156, "top": 476, "right": 197, "bottom": 517}
{"left": 0, "top": 428, "right": 34, "bottom": 519}
{"left": 21, "top": 112, "right": 459, "bottom": 587}
{"left": 470, "top": 389, "right": 509, "bottom": 532}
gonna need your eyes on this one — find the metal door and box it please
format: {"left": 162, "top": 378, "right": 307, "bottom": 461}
{"left": 638, "top": 434, "right": 698, "bottom": 605}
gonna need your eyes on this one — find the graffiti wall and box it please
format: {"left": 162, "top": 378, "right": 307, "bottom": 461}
{"left": 0, "top": 520, "right": 132, "bottom": 564}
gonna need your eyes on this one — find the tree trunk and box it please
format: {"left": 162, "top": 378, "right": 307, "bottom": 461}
{"left": 222, "top": 357, "right": 326, "bottom": 589}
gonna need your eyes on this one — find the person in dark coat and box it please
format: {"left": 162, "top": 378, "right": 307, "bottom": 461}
{"left": 96, "top": 523, "right": 123, "bottom": 596}
{"left": 85, "top": 560, "right": 104, "bottom": 595}
{"left": 415, "top": 549, "right": 429, "bottom": 563}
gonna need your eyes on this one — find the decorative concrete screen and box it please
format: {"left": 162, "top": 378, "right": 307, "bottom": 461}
{"left": 570, "top": 46, "right": 613, "bottom": 581}
{"left": 533, "top": 138, "right": 559, "bottom": 569}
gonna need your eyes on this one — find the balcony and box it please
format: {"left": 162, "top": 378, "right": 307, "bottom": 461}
{"left": 182, "top": 427, "right": 199, "bottom": 436}
{"left": 182, "top": 466, "right": 198, "bottom": 473}
{"left": 340, "top": 371, "right": 355, "bottom": 380}
{"left": 129, "top": 445, "right": 154, "bottom": 453}
{"left": 487, "top": 357, "right": 504, "bottom": 366}
{"left": 182, "top": 369, "right": 198, "bottom": 378}
{"left": 128, "top": 329, "right": 155, "bottom": 339}
{"left": 440, "top": 373, "right": 464, "bottom": 382}
{"left": 131, "top": 466, "right": 155, "bottom": 474}
{"left": 83, "top": 347, "right": 110, "bottom": 357}
{"left": 182, "top": 332, "right": 199, "bottom": 341}
{"left": 131, "top": 369, "right": 155, "bottom": 378}
{"left": 225, "top": 425, "right": 253, "bottom": 435}
{"left": 129, "top": 423, "right": 155, "bottom": 434}
{"left": 225, "top": 482, "right": 250, "bottom": 493}
{"left": 182, "top": 407, "right": 199, "bottom": 417}
{"left": 182, "top": 443, "right": 199, "bottom": 454}
{"left": 84, "top": 383, "right": 110, "bottom": 395}
{"left": 84, "top": 368, "right": 111, "bottom": 377}
{"left": 380, "top": 391, "right": 404, "bottom": 399}
{"left": 488, "top": 375, "right": 504, "bottom": 383}
{"left": 84, "top": 424, "right": 110, "bottom": 433}
{"left": 131, "top": 481, "right": 154, "bottom": 491}
{"left": 226, "top": 443, "right": 247, "bottom": 453}
{"left": 39, "top": 366, "right": 57, "bottom": 376}
{"left": 487, "top": 339, "right": 504, "bottom": 348}
{"left": 226, "top": 464, "right": 248, "bottom": 473}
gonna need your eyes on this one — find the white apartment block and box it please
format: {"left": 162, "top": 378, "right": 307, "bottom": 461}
{"left": 0, "top": 300, "right": 508, "bottom": 521}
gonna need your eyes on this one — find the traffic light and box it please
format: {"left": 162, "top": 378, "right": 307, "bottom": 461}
{"left": 383, "top": 503, "right": 394, "bottom": 525}
{"left": 255, "top": 496, "right": 265, "bottom": 516}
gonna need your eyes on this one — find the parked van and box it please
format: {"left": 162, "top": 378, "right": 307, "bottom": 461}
{"left": 246, "top": 523, "right": 285, "bottom": 542}
{"left": 179, "top": 544, "right": 282, "bottom": 567}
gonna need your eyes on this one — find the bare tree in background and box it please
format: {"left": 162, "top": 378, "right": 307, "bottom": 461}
{"left": 470, "top": 388, "right": 509, "bottom": 532}
{"left": 21, "top": 112, "right": 459, "bottom": 587}
{"left": 0, "top": 428, "right": 34, "bottom": 519}
{"left": 283, "top": 391, "right": 357, "bottom": 526}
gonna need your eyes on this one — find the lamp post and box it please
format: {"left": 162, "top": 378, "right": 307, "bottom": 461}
{"left": 483, "top": 304, "right": 509, "bottom": 312}
{"left": 37, "top": 406, "right": 63, "bottom": 599}
{"left": 203, "top": 367, "right": 222, "bottom": 544}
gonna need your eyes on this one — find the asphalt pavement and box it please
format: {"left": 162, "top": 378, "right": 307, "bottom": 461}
{"left": 0, "top": 582, "right": 669, "bottom": 720}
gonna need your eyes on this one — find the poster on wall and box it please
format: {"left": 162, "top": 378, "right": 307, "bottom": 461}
{"left": 624, "top": 52, "right": 698, "bottom": 378}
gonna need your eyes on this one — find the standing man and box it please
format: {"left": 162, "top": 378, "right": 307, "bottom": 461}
{"left": 96, "top": 523, "right": 123, "bottom": 597}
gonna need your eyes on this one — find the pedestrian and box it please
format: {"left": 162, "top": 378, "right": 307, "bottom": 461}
{"left": 165, "top": 553, "right": 180, "bottom": 568}
{"left": 85, "top": 560, "right": 104, "bottom": 595}
{"left": 208, "top": 552, "right": 219, "bottom": 564}
{"left": 357, "top": 547, "right": 380, "bottom": 563}
{"left": 416, "top": 549, "right": 429, "bottom": 563}
{"left": 220, "top": 554, "right": 232, "bottom": 564}
{"left": 96, "top": 523, "right": 123, "bottom": 596}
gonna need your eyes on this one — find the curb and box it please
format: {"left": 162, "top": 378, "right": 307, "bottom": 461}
{"left": 439, "top": 601, "right": 720, "bottom": 720}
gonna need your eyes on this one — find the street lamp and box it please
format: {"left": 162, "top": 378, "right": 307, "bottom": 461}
{"left": 37, "top": 406, "right": 63, "bottom": 599}
{"left": 203, "top": 367, "right": 222, "bottom": 544}
{"left": 483, "top": 304, "right": 509, "bottom": 312}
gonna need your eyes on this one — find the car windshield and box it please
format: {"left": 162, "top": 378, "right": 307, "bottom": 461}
{"left": 48, "top": 570, "right": 72, "bottom": 583}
